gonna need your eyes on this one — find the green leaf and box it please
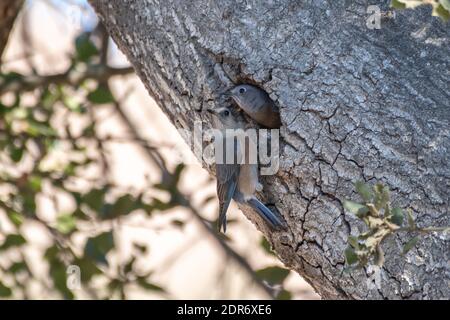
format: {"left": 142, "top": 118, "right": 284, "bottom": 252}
{"left": 75, "top": 33, "right": 98, "bottom": 62}
{"left": 87, "top": 86, "right": 115, "bottom": 104}
{"left": 348, "top": 236, "right": 360, "bottom": 250}
{"left": 355, "top": 181, "right": 373, "bottom": 202}
{"left": 44, "top": 245, "right": 59, "bottom": 261}
{"left": 100, "top": 194, "right": 137, "bottom": 220}
{"left": 56, "top": 214, "right": 77, "bottom": 234}
{"left": 107, "top": 279, "right": 124, "bottom": 296}
{"left": 256, "top": 266, "right": 290, "bottom": 285}
{"left": 26, "top": 119, "right": 56, "bottom": 137}
{"left": 41, "top": 88, "right": 60, "bottom": 108}
{"left": 440, "top": 0, "right": 450, "bottom": 11}
{"left": 390, "top": 0, "right": 407, "bottom": 9}
{"left": 22, "top": 193, "right": 36, "bottom": 213}
{"left": 62, "top": 95, "right": 84, "bottom": 113}
{"left": 149, "top": 198, "right": 174, "bottom": 211}
{"left": 156, "top": 164, "right": 185, "bottom": 195}
{"left": 0, "top": 102, "right": 7, "bottom": 115}
{"left": 44, "top": 245, "right": 74, "bottom": 299}
{"left": 49, "top": 261, "right": 74, "bottom": 299}
{"left": 28, "top": 175, "right": 42, "bottom": 192}
{"left": 9, "top": 261, "right": 29, "bottom": 274}
{"left": 123, "top": 256, "right": 136, "bottom": 275}
{"left": 395, "top": 0, "right": 426, "bottom": 9}
{"left": 343, "top": 200, "right": 369, "bottom": 217}
{"left": 82, "top": 188, "right": 106, "bottom": 212}
{"left": 84, "top": 231, "right": 114, "bottom": 265}
{"left": 373, "top": 184, "right": 390, "bottom": 211}
{"left": 344, "top": 246, "right": 358, "bottom": 265}
{"left": 0, "top": 234, "right": 26, "bottom": 251}
{"left": 260, "top": 237, "right": 275, "bottom": 256}
{"left": 390, "top": 207, "right": 404, "bottom": 226}
{"left": 63, "top": 162, "right": 77, "bottom": 176}
{"left": 9, "top": 145, "right": 23, "bottom": 163}
{"left": 137, "top": 277, "right": 165, "bottom": 292}
{"left": 403, "top": 236, "right": 420, "bottom": 254}
{"left": 173, "top": 163, "right": 185, "bottom": 186}
{"left": 7, "top": 211, "right": 23, "bottom": 227}
{"left": 433, "top": 4, "right": 450, "bottom": 20}
{"left": 0, "top": 71, "right": 23, "bottom": 86}
{"left": 73, "top": 257, "right": 102, "bottom": 283}
{"left": 276, "top": 289, "right": 292, "bottom": 300}
{"left": 0, "top": 281, "right": 12, "bottom": 297}
{"left": 81, "top": 124, "right": 95, "bottom": 137}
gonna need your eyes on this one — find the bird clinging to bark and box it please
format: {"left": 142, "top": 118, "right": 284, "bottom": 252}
{"left": 207, "top": 106, "right": 285, "bottom": 232}
{"left": 230, "top": 84, "right": 281, "bottom": 129}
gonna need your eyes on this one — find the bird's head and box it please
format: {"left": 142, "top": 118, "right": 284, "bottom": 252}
{"left": 207, "top": 106, "right": 244, "bottom": 129}
{"left": 229, "top": 84, "right": 257, "bottom": 108}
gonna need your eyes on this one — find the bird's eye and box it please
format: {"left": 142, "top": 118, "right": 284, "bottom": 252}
{"left": 223, "top": 110, "right": 230, "bottom": 116}
{"left": 239, "top": 87, "right": 246, "bottom": 94}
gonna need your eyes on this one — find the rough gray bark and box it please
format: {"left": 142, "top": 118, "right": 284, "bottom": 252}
{"left": 88, "top": 0, "right": 450, "bottom": 299}
{"left": 0, "top": 0, "right": 24, "bottom": 59}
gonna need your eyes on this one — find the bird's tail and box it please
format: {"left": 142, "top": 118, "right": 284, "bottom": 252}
{"left": 247, "top": 197, "right": 286, "bottom": 230}
{"left": 218, "top": 205, "right": 228, "bottom": 233}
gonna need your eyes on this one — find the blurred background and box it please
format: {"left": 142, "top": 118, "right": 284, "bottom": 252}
{"left": 0, "top": 0, "right": 317, "bottom": 299}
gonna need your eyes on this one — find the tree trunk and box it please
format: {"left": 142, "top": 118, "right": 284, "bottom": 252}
{"left": 87, "top": 0, "right": 449, "bottom": 299}
{"left": 0, "top": 0, "right": 24, "bottom": 59}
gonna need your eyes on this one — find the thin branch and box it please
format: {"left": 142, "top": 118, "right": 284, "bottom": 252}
{"left": 0, "top": 65, "right": 135, "bottom": 95}
{"left": 0, "top": 0, "right": 24, "bottom": 59}
{"left": 96, "top": 22, "right": 110, "bottom": 65}
{"left": 396, "top": 226, "right": 450, "bottom": 234}
{"left": 182, "top": 199, "right": 276, "bottom": 298}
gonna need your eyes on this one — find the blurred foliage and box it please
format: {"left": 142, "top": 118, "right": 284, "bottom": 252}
{"left": 343, "top": 181, "right": 449, "bottom": 269}
{"left": 391, "top": 0, "right": 450, "bottom": 20}
{"left": 256, "top": 266, "right": 291, "bottom": 300}
{"left": 0, "top": 30, "right": 182, "bottom": 299}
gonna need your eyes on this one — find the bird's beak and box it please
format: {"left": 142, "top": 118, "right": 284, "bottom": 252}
{"left": 206, "top": 108, "right": 217, "bottom": 115}
{"left": 224, "top": 90, "right": 234, "bottom": 98}
{"left": 229, "top": 92, "right": 240, "bottom": 104}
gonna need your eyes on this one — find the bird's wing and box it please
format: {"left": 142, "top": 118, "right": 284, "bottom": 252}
{"left": 216, "top": 163, "right": 240, "bottom": 233}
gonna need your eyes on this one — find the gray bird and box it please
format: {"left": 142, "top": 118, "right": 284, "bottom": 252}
{"left": 207, "top": 106, "right": 285, "bottom": 232}
{"left": 230, "top": 84, "right": 281, "bottom": 129}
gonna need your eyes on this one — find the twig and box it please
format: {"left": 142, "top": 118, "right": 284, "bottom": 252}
{"left": 87, "top": 102, "right": 111, "bottom": 181}
{"left": 181, "top": 198, "right": 275, "bottom": 298}
{"left": 111, "top": 97, "right": 169, "bottom": 175}
{"left": 0, "top": 65, "right": 135, "bottom": 95}
{"left": 396, "top": 226, "right": 449, "bottom": 234}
